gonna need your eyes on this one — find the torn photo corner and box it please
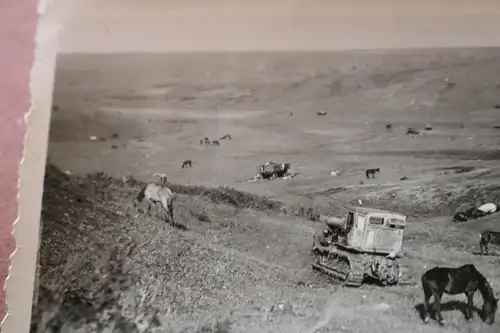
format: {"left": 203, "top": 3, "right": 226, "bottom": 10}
{"left": 3, "top": 1, "right": 500, "bottom": 333}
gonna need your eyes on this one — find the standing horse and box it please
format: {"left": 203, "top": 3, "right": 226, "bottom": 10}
{"left": 133, "top": 183, "right": 175, "bottom": 225}
{"left": 181, "top": 160, "right": 192, "bottom": 168}
{"left": 365, "top": 168, "right": 380, "bottom": 179}
{"left": 420, "top": 264, "right": 498, "bottom": 326}
{"left": 480, "top": 230, "right": 500, "bottom": 255}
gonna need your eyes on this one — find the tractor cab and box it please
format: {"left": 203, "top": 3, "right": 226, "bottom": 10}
{"left": 321, "top": 206, "right": 406, "bottom": 256}
{"left": 342, "top": 206, "right": 406, "bottom": 255}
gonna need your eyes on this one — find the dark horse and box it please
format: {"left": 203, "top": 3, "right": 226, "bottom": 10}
{"left": 181, "top": 159, "right": 192, "bottom": 168}
{"left": 480, "top": 230, "right": 500, "bottom": 255}
{"left": 365, "top": 168, "right": 380, "bottom": 179}
{"left": 420, "top": 264, "right": 498, "bottom": 326}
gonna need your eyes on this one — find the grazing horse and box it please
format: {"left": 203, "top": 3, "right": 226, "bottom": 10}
{"left": 365, "top": 168, "right": 380, "bottom": 179}
{"left": 480, "top": 230, "right": 500, "bottom": 255}
{"left": 220, "top": 134, "right": 232, "bottom": 140}
{"left": 211, "top": 140, "right": 220, "bottom": 146}
{"left": 181, "top": 160, "right": 192, "bottom": 168}
{"left": 133, "top": 183, "right": 175, "bottom": 225}
{"left": 420, "top": 264, "right": 498, "bottom": 326}
{"left": 153, "top": 173, "right": 168, "bottom": 185}
{"left": 385, "top": 124, "right": 392, "bottom": 129}
{"left": 406, "top": 127, "right": 420, "bottom": 135}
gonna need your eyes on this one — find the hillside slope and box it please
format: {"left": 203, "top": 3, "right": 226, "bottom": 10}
{"left": 33, "top": 165, "right": 500, "bottom": 333}
{"left": 35, "top": 49, "right": 500, "bottom": 332}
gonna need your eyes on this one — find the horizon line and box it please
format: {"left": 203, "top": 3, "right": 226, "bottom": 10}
{"left": 56, "top": 45, "right": 500, "bottom": 56}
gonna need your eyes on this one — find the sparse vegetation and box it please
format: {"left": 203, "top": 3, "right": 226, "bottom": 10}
{"left": 38, "top": 49, "right": 500, "bottom": 332}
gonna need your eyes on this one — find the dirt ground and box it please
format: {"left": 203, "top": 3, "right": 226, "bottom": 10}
{"left": 39, "top": 48, "right": 500, "bottom": 332}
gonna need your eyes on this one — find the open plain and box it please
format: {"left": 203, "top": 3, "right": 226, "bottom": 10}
{"left": 36, "top": 48, "right": 500, "bottom": 332}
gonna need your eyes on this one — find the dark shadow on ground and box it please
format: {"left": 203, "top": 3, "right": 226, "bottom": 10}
{"left": 415, "top": 300, "right": 482, "bottom": 323}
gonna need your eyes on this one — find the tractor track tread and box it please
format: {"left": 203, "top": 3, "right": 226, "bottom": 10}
{"left": 311, "top": 241, "right": 405, "bottom": 288}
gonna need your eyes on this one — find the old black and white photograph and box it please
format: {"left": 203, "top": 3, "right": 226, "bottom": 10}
{"left": 30, "top": 2, "right": 500, "bottom": 333}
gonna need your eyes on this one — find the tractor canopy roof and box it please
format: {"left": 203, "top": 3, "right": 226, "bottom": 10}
{"left": 346, "top": 206, "right": 406, "bottom": 221}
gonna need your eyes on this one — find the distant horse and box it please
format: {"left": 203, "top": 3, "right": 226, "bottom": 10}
{"left": 406, "top": 127, "right": 420, "bottom": 135}
{"left": 200, "top": 137, "right": 210, "bottom": 145}
{"left": 420, "top": 264, "right": 498, "bottom": 326}
{"left": 365, "top": 168, "right": 380, "bottom": 179}
{"left": 385, "top": 124, "right": 392, "bottom": 129}
{"left": 211, "top": 140, "right": 220, "bottom": 146}
{"left": 181, "top": 160, "right": 192, "bottom": 168}
{"left": 133, "top": 183, "right": 175, "bottom": 225}
{"left": 480, "top": 230, "right": 500, "bottom": 255}
{"left": 220, "top": 134, "right": 232, "bottom": 140}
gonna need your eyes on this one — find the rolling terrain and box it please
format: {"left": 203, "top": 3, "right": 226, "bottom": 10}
{"left": 35, "top": 48, "right": 500, "bottom": 332}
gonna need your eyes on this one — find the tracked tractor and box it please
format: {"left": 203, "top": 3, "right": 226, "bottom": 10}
{"left": 312, "top": 206, "right": 407, "bottom": 287}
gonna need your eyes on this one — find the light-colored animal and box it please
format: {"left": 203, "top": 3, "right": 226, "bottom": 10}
{"left": 330, "top": 170, "right": 340, "bottom": 176}
{"left": 133, "top": 183, "right": 175, "bottom": 224}
{"left": 153, "top": 172, "right": 168, "bottom": 185}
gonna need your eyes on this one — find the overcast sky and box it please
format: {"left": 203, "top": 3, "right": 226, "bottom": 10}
{"left": 58, "top": 0, "right": 500, "bottom": 53}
